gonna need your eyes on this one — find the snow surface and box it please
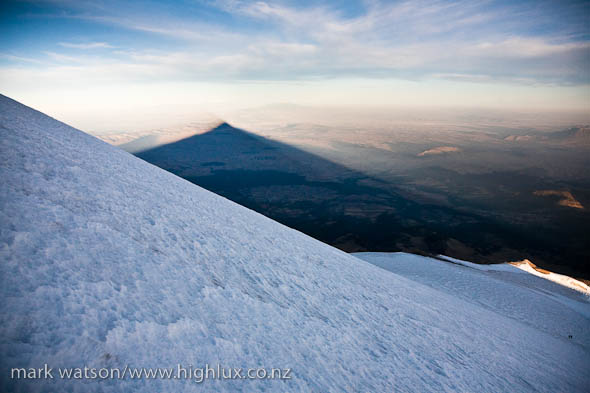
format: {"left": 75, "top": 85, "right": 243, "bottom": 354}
{"left": 435, "top": 255, "right": 525, "bottom": 273}
{"left": 355, "top": 252, "right": 590, "bottom": 348}
{"left": 1, "top": 94, "right": 590, "bottom": 392}
{"left": 510, "top": 260, "right": 590, "bottom": 295}
{"left": 434, "top": 254, "right": 590, "bottom": 295}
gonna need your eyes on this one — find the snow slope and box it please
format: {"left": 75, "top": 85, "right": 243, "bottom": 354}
{"left": 509, "top": 259, "right": 590, "bottom": 294}
{"left": 355, "top": 253, "right": 590, "bottom": 348}
{"left": 436, "top": 254, "right": 590, "bottom": 295}
{"left": 1, "top": 94, "right": 589, "bottom": 392}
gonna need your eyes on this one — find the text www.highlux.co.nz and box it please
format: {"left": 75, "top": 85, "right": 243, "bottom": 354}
{"left": 11, "top": 363, "right": 292, "bottom": 383}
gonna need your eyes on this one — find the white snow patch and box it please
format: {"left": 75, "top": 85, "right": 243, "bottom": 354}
{"left": 437, "top": 255, "right": 590, "bottom": 295}
{"left": 356, "top": 252, "right": 590, "bottom": 344}
{"left": 436, "top": 254, "right": 524, "bottom": 273}
{"left": 509, "top": 260, "right": 590, "bottom": 295}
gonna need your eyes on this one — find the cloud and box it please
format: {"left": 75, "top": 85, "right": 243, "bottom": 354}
{"left": 1, "top": 0, "right": 589, "bottom": 112}
{"left": 111, "top": 0, "right": 586, "bottom": 84}
{"left": 0, "top": 54, "right": 45, "bottom": 64}
{"left": 44, "top": 51, "right": 86, "bottom": 63}
{"left": 59, "top": 42, "right": 114, "bottom": 49}
{"left": 472, "top": 38, "right": 590, "bottom": 58}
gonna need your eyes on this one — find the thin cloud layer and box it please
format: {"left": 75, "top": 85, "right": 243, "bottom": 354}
{"left": 0, "top": 0, "right": 588, "bottom": 118}
{"left": 58, "top": 42, "right": 114, "bottom": 49}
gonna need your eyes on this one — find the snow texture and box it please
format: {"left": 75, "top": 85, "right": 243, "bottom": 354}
{"left": 355, "top": 253, "right": 590, "bottom": 353}
{"left": 1, "top": 94, "right": 589, "bottom": 392}
{"left": 434, "top": 254, "right": 590, "bottom": 295}
{"left": 510, "top": 260, "right": 590, "bottom": 295}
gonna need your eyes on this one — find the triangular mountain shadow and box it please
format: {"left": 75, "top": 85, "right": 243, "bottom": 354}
{"left": 134, "top": 122, "right": 554, "bottom": 262}
{"left": 135, "top": 122, "right": 372, "bottom": 183}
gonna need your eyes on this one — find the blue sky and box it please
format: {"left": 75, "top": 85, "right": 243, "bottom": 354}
{"left": 1, "top": 0, "right": 589, "bottom": 130}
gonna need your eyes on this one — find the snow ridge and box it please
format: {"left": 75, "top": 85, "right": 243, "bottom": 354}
{"left": 1, "top": 94, "right": 589, "bottom": 392}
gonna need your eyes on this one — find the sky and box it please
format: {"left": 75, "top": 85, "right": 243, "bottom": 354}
{"left": 1, "top": 0, "right": 589, "bottom": 133}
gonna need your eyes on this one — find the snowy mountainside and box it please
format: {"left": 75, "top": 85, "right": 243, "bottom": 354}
{"left": 355, "top": 253, "right": 590, "bottom": 350}
{"left": 508, "top": 259, "right": 590, "bottom": 294}
{"left": 434, "top": 254, "right": 589, "bottom": 295}
{"left": 1, "top": 94, "right": 589, "bottom": 392}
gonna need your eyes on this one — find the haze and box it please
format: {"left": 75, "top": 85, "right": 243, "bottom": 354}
{"left": 1, "top": 0, "right": 589, "bottom": 134}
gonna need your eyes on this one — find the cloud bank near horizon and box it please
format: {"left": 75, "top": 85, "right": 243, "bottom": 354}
{"left": 1, "top": 0, "right": 589, "bottom": 130}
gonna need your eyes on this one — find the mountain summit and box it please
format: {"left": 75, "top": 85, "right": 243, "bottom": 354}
{"left": 1, "top": 95, "right": 588, "bottom": 392}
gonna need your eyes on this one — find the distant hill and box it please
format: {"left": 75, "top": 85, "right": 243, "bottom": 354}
{"left": 505, "top": 126, "right": 590, "bottom": 145}
{"left": 544, "top": 126, "right": 590, "bottom": 143}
